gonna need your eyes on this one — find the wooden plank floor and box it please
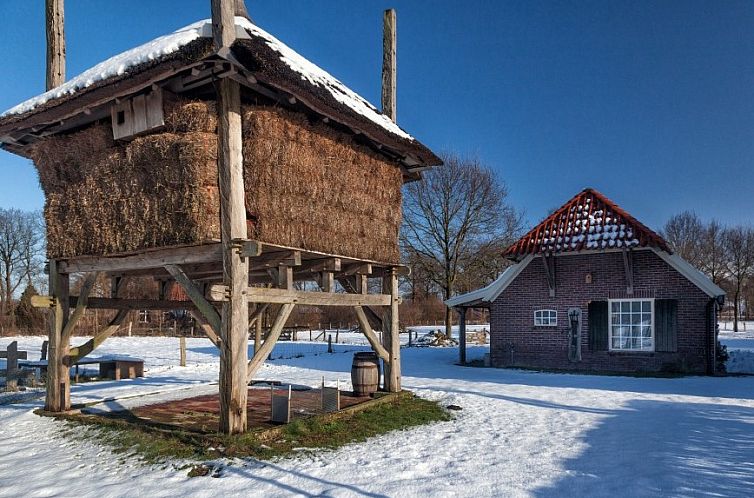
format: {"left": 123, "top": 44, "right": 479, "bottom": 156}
{"left": 130, "top": 387, "right": 372, "bottom": 434}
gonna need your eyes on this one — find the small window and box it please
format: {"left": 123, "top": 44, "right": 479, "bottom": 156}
{"left": 534, "top": 309, "right": 558, "bottom": 327}
{"left": 138, "top": 310, "right": 149, "bottom": 323}
{"left": 116, "top": 110, "right": 126, "bottom": 125}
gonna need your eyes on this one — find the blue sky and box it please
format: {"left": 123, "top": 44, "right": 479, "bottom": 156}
{"left": 0, "top": 0, "right": 752, "bottom": 232}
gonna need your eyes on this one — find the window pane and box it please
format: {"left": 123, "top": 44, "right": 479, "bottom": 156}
{"left": 641, "top": 326, "right": 651, "bottom": 337}
{"left": 632, "top": 314, "right": 641, "bottom": 325}
{"left": 642, "top": 301, "right": 651, "bottom": 312}
{"left": 642, "top": 313, "right": 651, "bottom": 326}
{"left": 632, "top": 302, "right": 641, "bottom": 313}
{"left": 621, "top": 302, "right": 630, "bottom": 313}
{"left": 612, "top": 314, "right": 620, "bottom": 325}
{"left": 612, "top": 302, "right": 621, "bottom": 313}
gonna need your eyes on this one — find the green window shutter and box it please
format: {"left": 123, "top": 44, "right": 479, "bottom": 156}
{"left": 588, "top": 301, "right": 609, "bottom": 351}
{"left": 655, "top": 299, "right": 678, "bottom": 352}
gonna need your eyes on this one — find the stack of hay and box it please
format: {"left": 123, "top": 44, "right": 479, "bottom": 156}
{"left": 29, "top": 97, "right": 402, "bottom": 263}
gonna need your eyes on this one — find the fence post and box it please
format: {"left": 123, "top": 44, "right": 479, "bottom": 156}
{"left": 328, "top": 334, "right": 333, "bottom": 353}
{"left": 180, "top": 336, "right": 186, "bottom": 367}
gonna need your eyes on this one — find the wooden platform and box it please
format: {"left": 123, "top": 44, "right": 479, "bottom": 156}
{"left": 127, "top": 387, "right": 374, "bottom": 434}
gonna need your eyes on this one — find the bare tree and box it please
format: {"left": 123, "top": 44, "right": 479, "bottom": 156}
{"left": 722, "top": 226, "right": 754, "bottom": 332}
{"left": 662, "top": 211, "right": 704, "bottom": 266}
{"left": 401, "top": 153, "right": 522, "bottom": 339}
{"left": 700, "top": 220, "right": 726, "bottom": 285}
{"left": 0, "top": 209, "right": 45, "bottom": 327}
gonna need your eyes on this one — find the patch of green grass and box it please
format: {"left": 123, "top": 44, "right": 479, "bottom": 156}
{"left": 42, "top": 393, "right": 451, "bottom": 467}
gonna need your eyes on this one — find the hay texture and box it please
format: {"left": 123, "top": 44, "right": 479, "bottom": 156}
{"left": 29, "top": 98, "right": 402, "bottom": 263}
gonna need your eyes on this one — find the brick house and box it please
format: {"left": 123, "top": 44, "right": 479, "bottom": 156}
{"left": 447, "top": 188, "right": 725, "bottom": 375}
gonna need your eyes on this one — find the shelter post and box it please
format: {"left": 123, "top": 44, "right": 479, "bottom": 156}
{"left": 457, "top": 307, "right": 467, "bottom": 365}
{"left": 213, "top": 0, "right": 249, "bottom": 434}
{"left": 45, "top": 260, "right": 70, "bottom": 412}
{"left": 382, "top": 268, "right": 401, "bottom": 392}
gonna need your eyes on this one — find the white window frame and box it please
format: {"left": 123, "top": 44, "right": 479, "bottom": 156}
{"left": 534, "top": 309, "right": 558, "bottom": 327}
{"left": 138, "top": 309, "right": 149, "bottom": 324}
{"left": 608, "top": 298, "right": 654, "bottom": 352}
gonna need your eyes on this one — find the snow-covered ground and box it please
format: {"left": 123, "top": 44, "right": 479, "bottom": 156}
{"left": 1, "top": 335, "right": 754, "bottom": 497}
{"left": 720, "top": 322, "right": 754, "bottom": 374}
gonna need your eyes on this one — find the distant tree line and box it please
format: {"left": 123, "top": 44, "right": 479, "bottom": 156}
{"left": 662, "top": 211, "right": 754, "bottom": 332}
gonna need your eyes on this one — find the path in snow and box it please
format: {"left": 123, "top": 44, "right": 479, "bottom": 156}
{"left": 0, "top": 336, "right": 753, "bottom": 497}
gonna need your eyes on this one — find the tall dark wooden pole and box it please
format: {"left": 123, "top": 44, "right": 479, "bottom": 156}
{"left": 212, "top": 0, "right": 249, "bottom": 434}
{"left": 45, "top": 0, "right": 68, "bottom": 413}
{"left": 46, "top": 0, "right": 65, "bottom": 90}
{"left": 381, "top": 9, "right": 396, "bottom": 122}
{"left": 458, "top": 308, "right": 467, "bottom": 365}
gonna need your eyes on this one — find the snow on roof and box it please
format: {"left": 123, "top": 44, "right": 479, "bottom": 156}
{"left": 1, "top": 20, "right": 206, "bottom": 118}
{"left": 1, "top": 17, "right": 413, "bottom": 141}
{"left": 236, "top": 18, "right": 412, "bottom": 140}
{"left": 505, "top": 188, "right": 671, "bottom": 258}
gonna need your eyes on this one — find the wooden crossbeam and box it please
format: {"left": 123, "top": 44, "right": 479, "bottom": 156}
{"left": 68, "top": 296, "right": 216, "bottom": 310}
{"left": 61, "top": 272, "right": 100, "bottom": 344}
{"left": 250, "top": 250, "right": 301, "bottom": 270}
{"left": 353, "top": 306, "right": 389, "bottom": 361}
{"left": 208, "top": 285, "right": 392, "bottom": 307}
{"left": 246, "top": 303, "right": 295, "bottom": 382}
{"left": 165, "top": 264, "right": 221, "bottom": 335}
{"left": 68, "top": 309, "right": 129, "bottom": 364}
{"left": 342, "top": 263, "right": 372, "bottom": 276}
{"left": 59, "top": 244, "right": 223, "bottom": 274}
{"left": 295, "top": 257, "right": 341, "bottom": 275}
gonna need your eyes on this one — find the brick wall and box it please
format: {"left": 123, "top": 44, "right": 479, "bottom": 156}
{"left": 490, "top": 250, "right": 713, "bottom": 374}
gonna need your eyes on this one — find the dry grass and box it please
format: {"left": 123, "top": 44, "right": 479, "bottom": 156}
{"left": 29, "top": 98, "right": 402, "bottom": 262}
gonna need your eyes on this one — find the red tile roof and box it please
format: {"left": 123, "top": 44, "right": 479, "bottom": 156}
{"left": 505, "top": 188, "right": 671, "bottom": 259}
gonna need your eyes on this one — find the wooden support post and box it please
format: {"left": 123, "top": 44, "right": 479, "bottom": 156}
{"left": 46, "top": 260, "right": 70, "bottom": 412}
{"left": 382, "top": 268, "right": 401, "bottom": 392}
{"left": 381, "top": 9, "right": 396, "bottom": 121}
{"left": 214, "top": 0, "right": 248, "bottom": 435}
{"left": 45, "top": 0, "right": 65, "bottom": 90}
{"left": 458, "top": 307, "right": 467, "bottom": 365}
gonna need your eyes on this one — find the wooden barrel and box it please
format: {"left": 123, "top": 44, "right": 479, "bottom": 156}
{"left": 351, "top": 352, "right": 380, "bottom": 396}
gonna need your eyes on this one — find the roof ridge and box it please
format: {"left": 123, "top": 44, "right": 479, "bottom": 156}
{"left": 504, "top": 188, "right": 670, "bottom": 258}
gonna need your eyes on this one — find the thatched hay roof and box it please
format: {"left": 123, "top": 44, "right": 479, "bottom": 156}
{"left": 0, "top": 17, "right": 440, "bottom": 169}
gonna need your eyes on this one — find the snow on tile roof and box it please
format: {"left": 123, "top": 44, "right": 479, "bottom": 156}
{"left": 505, "top": 188, "right": 671, "bottom": 258}
{"left": 1, "top": 17, "right": 413, "bottom": 141}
